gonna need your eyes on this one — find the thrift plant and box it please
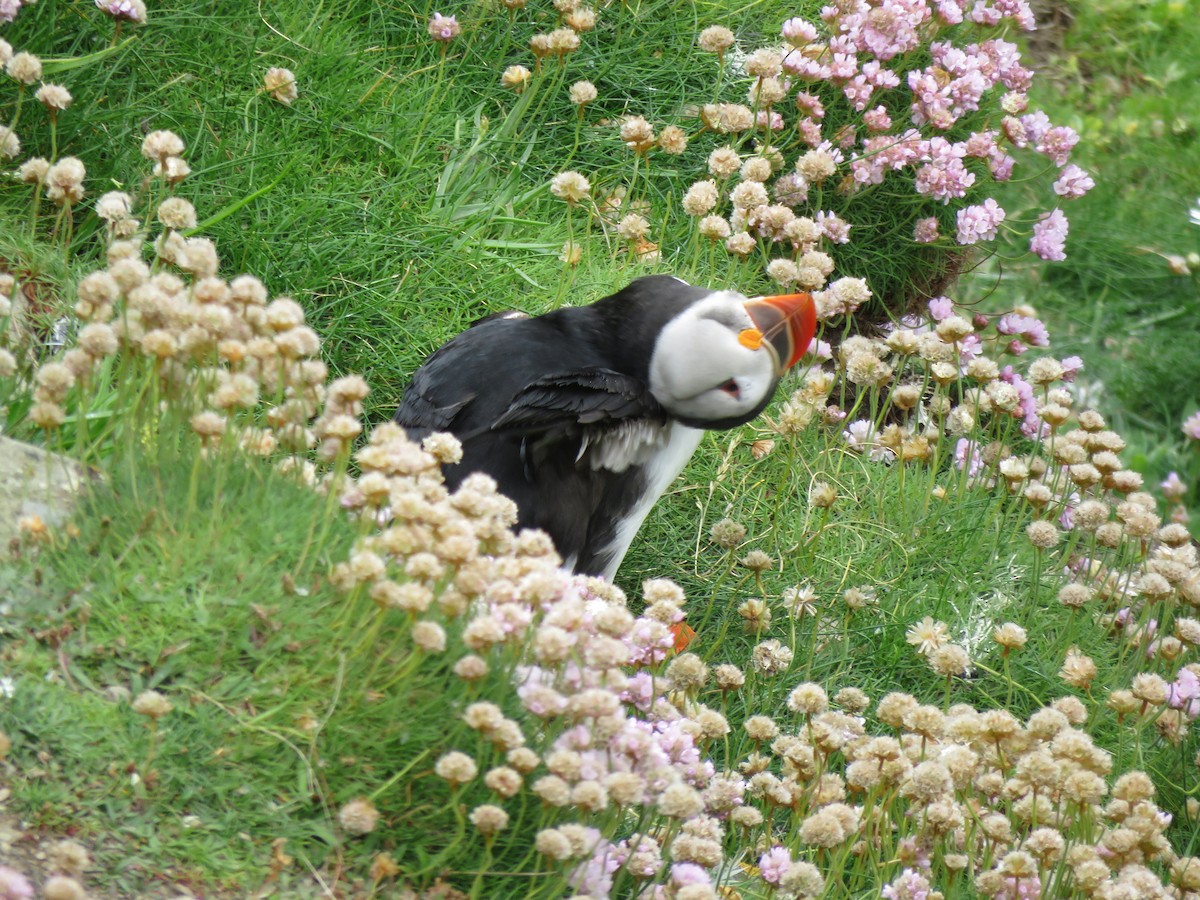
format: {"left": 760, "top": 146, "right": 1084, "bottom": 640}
{"left": 0, "top": 1, "right": 1198, "bottom": 898}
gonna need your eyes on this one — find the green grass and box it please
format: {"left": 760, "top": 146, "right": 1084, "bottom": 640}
{"left": 3, "top": 0, "right": 1200, "bottom": 896}
{"left": 961, "top": 0, "right": 1200, "bottom": 490}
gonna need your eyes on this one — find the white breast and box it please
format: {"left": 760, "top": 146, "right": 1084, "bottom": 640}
{"left": 597, "top": 422, "right": 703, "bottom": 580}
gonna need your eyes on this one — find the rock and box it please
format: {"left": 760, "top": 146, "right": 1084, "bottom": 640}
{"left": 0, "top": 436, "right": 94, "bottom": 545}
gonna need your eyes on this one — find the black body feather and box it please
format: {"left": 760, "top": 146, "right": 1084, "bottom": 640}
{"left": 395, "top": 276, "right": 727, "bottom": 575}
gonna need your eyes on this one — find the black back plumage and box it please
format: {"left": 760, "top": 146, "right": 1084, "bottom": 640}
{"left": 396, "top": 276, "right": 712, "bottom": 575}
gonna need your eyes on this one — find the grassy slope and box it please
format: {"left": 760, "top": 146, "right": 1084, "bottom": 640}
{"left": 2, "top": 0, "right": 1200, "bottom": 895}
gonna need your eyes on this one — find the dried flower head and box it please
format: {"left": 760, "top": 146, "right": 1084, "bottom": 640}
{"left": 338, "top": 797, "right": 380, "bottom": 835}
{"left": 131, "top": 689, "right": 173, "bottom": 719}
{"left": 569, "top": 80, "right": 597, "bottom": 106}
{"left": 550, "top": 171, "right": 590, "bottom": 205}
{"left": 264, "top": 67, "right": 298, "bottom": 104}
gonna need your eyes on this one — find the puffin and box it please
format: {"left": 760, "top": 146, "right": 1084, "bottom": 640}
{"left": 395, "top": 275, "right": 816, "bottom": 581}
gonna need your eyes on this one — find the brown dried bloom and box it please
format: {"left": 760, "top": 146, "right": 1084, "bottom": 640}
{"left": 42, "top": 877, "right": 85, "bottom": 900}
{"left": 698, "top": 25, "right": 735, "bottom": 56}
{"left": 709, "top": 517, "right": 746, "bottom": 549}
{"left": 338, "top": 797, "right": 380, "bottom": 835}
{"left": 435, "top": 750, "right": 478, "bottom": 786}
{"left": 6, "top": 51, "right": 42, "bottom": 84}
{"left": 906, "top": 617, "right": 949, "bottom": 656}
{"left": 993, "top": 622, "right": 1027, "bottom": 651}
{"left": 929, "top": 644, "right": 969, "bottom": 677}
{"left": 787, "top": 682, "right": 829, "bottom": 715}
{"left": 142, "top": 129, "right": 185, "bottom": 162}
{"left": 470, "top": 804, "right": 509, "bottom": 837}
{"left": 264, "top": 67, "right": 298, "bottom": 104}
{"left": 132, "top": 689, "right": 173, "bottom": 719}
{"left": 569, "top": 80, "right": 597, "bottom": 106}
{"left": 36, "top": 84, "right": 73, "bottom": 111}
{"left": 50, "top": 840, "right": 90, "bottom": 877}
{"left": 1026, "top": 520, "right": 1060, "bottom": 550}
{"left": 1057, "top": 647, "right": 1097, "bottom": 690}
{"left": 501, "top": 65, "right": 532, "bottom": 92}
{"left": 620, "top": 115, "right": 655, "bottom": 152}
{"left": 550, "top": 170, "right": 590, "bottom": 205}
{"left": 658, "top": 125, "right": 688, "bottom": 155}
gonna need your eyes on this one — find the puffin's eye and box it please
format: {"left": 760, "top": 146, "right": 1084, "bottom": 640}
{"left": 718, "top": 378, "right": 740, "bottom": 398}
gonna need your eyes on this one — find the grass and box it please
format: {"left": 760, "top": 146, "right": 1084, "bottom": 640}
{"left": 2, "top": 0, "right": 1200, "bottom": 897}
{"left": 962, "top": 0, "right": 1200, "bottom": 487}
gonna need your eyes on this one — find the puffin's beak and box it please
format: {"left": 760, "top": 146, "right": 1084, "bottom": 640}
{"left": 739, "top": 292, "right": 817, "bottom": 375}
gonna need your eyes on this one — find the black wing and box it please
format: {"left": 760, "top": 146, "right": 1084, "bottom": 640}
{"left": 490, "top": 369, "right": 662, "bottom": 434}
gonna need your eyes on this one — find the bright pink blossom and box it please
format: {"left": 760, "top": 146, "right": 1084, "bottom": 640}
{"left": 1030, "top": 209, "right": 1068, "bottom": 261}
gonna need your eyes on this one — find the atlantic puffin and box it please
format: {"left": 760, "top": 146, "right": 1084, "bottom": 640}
{"left": 396, "top": 275, "right": 816, "bottom": 580}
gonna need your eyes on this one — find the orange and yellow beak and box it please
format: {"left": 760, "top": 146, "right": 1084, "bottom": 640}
{"left": 738, "top": 292, "right": 817, "bottom": 376}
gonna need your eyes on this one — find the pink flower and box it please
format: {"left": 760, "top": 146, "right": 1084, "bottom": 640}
{"left": 0, "top": 867, "right": 34, "bottom": 900}
{"left": 427, "top": 12, "right": 460, "bottom": 42}
{"left": 928, "top": 296, "right": 954, "bottom": 320}
{"left": 759, "top": 847, "right": 792, "bottom": 885}
{"left": 1183, "top": 411, "right": 1200, "bottom": 441}
{"left": 671, "top": 863, "right": 713, "bottom": 887}
{"left": 795, "top": 92, "right": 825, "bottom": 119}
{"left": 1167, "top": 668, "right": 1199, "bottom": 712}
{"left": 1037, "top": 125, "right": 1079, "bottom": 166}
{"left": 996, "top": 314, "right": 1049, "bottom": 347}
{"left": 782, "top": 17, "right": 819, "bottom": 46}
{"left": 1030, "top": 209, "right": 1068, "bottom": 261}
{"left": 955, "top": 439, "right": 983, "bottom": 477}
{"left": 863, "top": 105, "right": 892, "bottom": 131}
{"left": 806, "top": 339, "right": 834, "bottom": 361}
{"left": 1053, "top": 164, "right": 1094, "bottom": 198}
{"left": 956, "top": 198, "right": 1006, "bottom": 244}
{"left": 1060, "top": 355, "right": 1083, "bottom": 381}
{"left": 95, "top": 0, "right": 144, "bottom": 21}
{"left": 883, "top": 868, "right": 932, "bottom": 900}
{"left": 913, "top": 217, "right": 940, "bottom": 243}
{"left": 1161, "top": 471, "right": 1188, "bottom": 502}
{"left": 816, "top": 210, "right": 851, "bottom": 243}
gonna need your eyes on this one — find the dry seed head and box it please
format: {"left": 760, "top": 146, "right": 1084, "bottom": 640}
{"left": 132, "top": 689, "right": 173, "bottom": 719}
{"left": 6, "top": 51, "right": 42, "bottom": 84}
{"left": 569, "top": 80, "right": 597, "bottom": 106}
{"left": 142, "top": 129, "right": 185, "bottom": 162}
{"left": 36, "top": 84, "right": 73, "bottom": 111}
{"left": 42, "top": 877, "right": 85, "bottom": 900}
{"left": 549, "top": 170, "right": 590, "bottom": 205}
{"left": 698, "top": 25, "right": 735, "bottom": 55}
{"left": 264, "top": 67, "right": 298, "bottom": 104}
{"left": 338, "top": 798, "right": 380, "bottom": 835}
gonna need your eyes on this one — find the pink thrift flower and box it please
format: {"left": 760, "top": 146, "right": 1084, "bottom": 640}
{"left": 1053, "top": 164, "right": 1094, "bottom": 198}
{"left": 1037, "top": 124, "right": 1079, "bottom": 166}
{"left": 863, "top": 105, "right": 892, "bottom": 131}
{"left": 759, "top": 847, "right": 792, "bottom": 885}
{"left": 1183, "top": 411, "right": 1200, "bottom": 440}
{"left": 757, "top": 110, "right": 785, "bottom": 131}
{"left": 1060, "top": 355, "right": 1083, "bottom": 381}
{"left": 0, "top": 867, "right": 34, "bottom": 900}
{"left": 954, "top": 438, "right": 983, "bottom": 477}
{"left": 795, "top": 92, "right": 825, "bottom": 119}
{"left": 1167, "top": 668, "right": 1199, "bottom": 711}
{"left": 913, "top": 217, "right": 940, "bottom": 243}
{"left": 1161, "top": 471, "right": 1187, "bottom": 501}
{"left": 95, "top": 0, "right": 144, "bottom": 21}
{"left": 806, "top": 339, "right": 834, "bottom": 361}
{"left": 427, "top": 12, "right": 460, "bottom": 42}
{"left": 955, "top": 198, "right": 1006, "bottom": 244}
{"left": 816, "top": 210, "right": 851, "bottom": 243}
{"left": 1030, "top": 209, "right": 1068, "bottom": 261}
{"left": 782, "top": 17, "right": 819, "bottom": 45}
{"left": 934, "top": 0, "right": 966, "bottom": 24}
{"left": 928, "top": 296, "right": 954, "bottom": 320}
{"left": 671, "top": 863, "right": 714, "bottom": 888}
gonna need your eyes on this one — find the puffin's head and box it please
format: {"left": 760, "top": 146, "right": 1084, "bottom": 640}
{"left": 647, "top": 288, "right": 817, "bottom": 429}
